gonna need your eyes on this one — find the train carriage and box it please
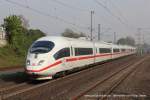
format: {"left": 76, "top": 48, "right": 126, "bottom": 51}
{"left": 25, "top": 36, "right": 136, "bottom": 80}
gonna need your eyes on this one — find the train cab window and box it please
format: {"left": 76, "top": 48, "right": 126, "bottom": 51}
{"left": 30, "top": 41, "right": 54, "bottom": 53}
{"left": 75, "top": 48, "right": 93, "bottom": 56}
{"left": 99, "top": 48, "right": 111, "bottom": 53}
{"left": 113, "top": 49, "right": 120, "bottom": 52}
{"left": 54, "top": 48, "right": 70, "bottom": 60}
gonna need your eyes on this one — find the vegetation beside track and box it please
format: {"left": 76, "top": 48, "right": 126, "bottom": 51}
{"left": 0, "top": 46, "right": 24, "bottom": 68}
{"left": 0, "top": 15, "right": 45, "bottom": 69}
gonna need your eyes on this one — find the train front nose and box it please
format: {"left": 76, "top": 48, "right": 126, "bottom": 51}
{"left": 25, "top": 57, "right": 47, "bottom": 73}
{"left": 25, "top": 40, "right": 55, "bottom": 79}
{"left": 25, "top": 58, "right": 53, "bottom": 80}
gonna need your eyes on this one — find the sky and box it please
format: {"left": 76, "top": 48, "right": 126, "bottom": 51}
{"left": 0, "top": 0, "right": 150, "bottom": 43}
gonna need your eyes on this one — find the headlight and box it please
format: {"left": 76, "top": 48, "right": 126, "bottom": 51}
{"left": 38, "top": 60, "right": 45, "bottom": 65}
{"left": 26, "top": 60, "right": 30, "bottom": 66}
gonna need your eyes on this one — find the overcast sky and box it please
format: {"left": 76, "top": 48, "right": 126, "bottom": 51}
{"left": 0, "top": 0, "right": 150, "bottom": 43}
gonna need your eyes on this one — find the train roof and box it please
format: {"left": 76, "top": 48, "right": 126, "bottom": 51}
{"left": 37, "top": 36, "right": 91, "bottom": 42}
{"left": 36, "top": 36, "right": 135, "bottom": 49}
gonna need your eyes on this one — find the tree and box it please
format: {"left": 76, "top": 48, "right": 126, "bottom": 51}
{"left": 117, "top": 36, "right": 135, "bottom": 46}
{"left": 125, "top": 37, "right": 135, "bottom": 46}
{"left": 3, "top": 15, "right": 23, "bottom": 43}
{"left": 3, "top": 15, "right": 26, "bottom": 55}
{"left": 62, "top": 28, "right": 86, "bottom": 38}
{"left": 62, "top": 28, "right": 79, "bottom": 38}
{"left": 27, "top": 29, "right": 46, "bottom": 44}
{"left": 117, "top": 38, "right": 126, "bottom": 45}
{"left": 2, "top": 15, "right": 46, "bottom": 56}
{"left": 27, "top": 29, "right": 45, "bottom": 37}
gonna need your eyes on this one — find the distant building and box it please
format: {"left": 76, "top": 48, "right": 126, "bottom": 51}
{"left": 0, "top": 27, "right": 5, "bottom": 39}
{"left": 0, "top": 27, "right": 7, "bottom": 47}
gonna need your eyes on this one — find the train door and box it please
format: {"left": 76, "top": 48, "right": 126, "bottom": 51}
{"left": 95, "top": 47, "right": 100, "bottom": 63}
{"left": 93, "top": 43, "right": 96, "bottom": 64}
{"left": 111, "top": 47, "right": 113, "bottom": 59}
{"left": 61, "top": 57, "right": 66, "bottom": 69}
{"left": 69, "top": 45, "right": 75, "bottom": 69}
{"left": 63, "top": 41, "right": 73, "bottom": 70}
{"left": 70, "top": 42, "right": 82, "bottom": 68}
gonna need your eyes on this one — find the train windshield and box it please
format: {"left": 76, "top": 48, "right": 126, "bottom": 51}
{"left": 30, "top": 41, "right": 54, "bottom": 53}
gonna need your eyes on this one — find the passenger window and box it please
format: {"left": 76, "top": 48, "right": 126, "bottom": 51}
{"left": 113, "top": 49, "right": 120, "bottom": 52}
{"left": 75, "top": 48, "right": 93, "bottom": 56}
{"left": 54, "top": 48, "right": 70, "bottom": 60}
{"left": 99, "top": 48, "right": 111, "bottom": 53}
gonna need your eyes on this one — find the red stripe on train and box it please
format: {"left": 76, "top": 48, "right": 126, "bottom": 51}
{"left": 27, "top": 60, "right": 62, "bottom": 72}
{"left": 66, "top": 53, "right": 112, "bottom": 62}
{"left": 26, "top": 52, "right": 130, "bottom": 72}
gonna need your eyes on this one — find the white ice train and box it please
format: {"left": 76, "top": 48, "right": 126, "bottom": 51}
{"left": 25, "top": 36, "right": 136, "bottom": 80}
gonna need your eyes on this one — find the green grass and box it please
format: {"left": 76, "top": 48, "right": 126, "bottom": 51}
{"left": 0, "top": 46, "right": 25, "bottom": 69}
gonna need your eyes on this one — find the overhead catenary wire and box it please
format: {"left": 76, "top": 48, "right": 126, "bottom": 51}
{"left": 107, "top": 0, "right": 129, "bottom": 23}
{"left": 50, "top": 0, "right": 90, "bottom": 13}
{"left": 99, "top": 0, "right": 127, "bottom": 22}
{"left": 49, "top": 0, "right": 103, "bottom": 35}
{"left": 4, "top": 0, "right": 89, "bottom": 31}
{"left": 4, "top": 0, "right": 134, "bottom": 41}
{"left": 5, "top": 0, "right": 113, "bottom": 30}
{"left": 93, "top": 0, "right": 130, "bottom": 28}
{"left": 50, "top": 0, "right": 116, "bottom": 31}
{"left": 50, "top": 0, "right": 115, "bottom": 34}
{"left": 24, "top": 0, "right": 29, "bottom": 8}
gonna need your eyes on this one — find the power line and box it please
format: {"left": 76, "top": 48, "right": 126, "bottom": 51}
{"left": 93, "top": 0, "right": 129, "bottom": 28}
{"left": 4, "top": 0, "right": 89, "bottom": 31}
{"left": 49, "top": 0, "right": 95, "bottom": 34}
{"left": 50, "top": 0, "right": 116, "bottom": 33}
{"left": 137, "top": 27, "right": 150, "bottom": 44}
{"left": 107, "top": 0, "right": 128, "bottom": 24}
{"left": 24, "top": 0, "right": 29, "bottom": 8}
{"left": 50, "top": 0, "right": 90, "bottom": 13}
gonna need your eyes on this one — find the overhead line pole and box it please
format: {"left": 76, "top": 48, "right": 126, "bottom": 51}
{"left": 90, "top": 11, "right": 94, "bottom": 41}
{"left": 98, "top": 24, "right": 101, "bottom": 41}
{"left": 114, "top": 32, "right": 116, "bottom": 44}
{"left": 137, "top": 28, "right": 142, "bottom": 55}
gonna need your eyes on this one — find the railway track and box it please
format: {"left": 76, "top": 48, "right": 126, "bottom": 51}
{"left": 72, "top": 56, "right": 149, "bottom": 100}
{"left": 0, "top": 80, "right": 50, "bottom": 100}
{"left": 0, "top": 55, "right": 143, "bottom": 100}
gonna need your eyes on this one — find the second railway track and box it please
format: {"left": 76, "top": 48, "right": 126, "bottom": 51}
{"left": 0, "top": 55, "right": 146, "bottom": 100}
{"left": 73, "top": 56, "right": 150, "bottom": 100}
